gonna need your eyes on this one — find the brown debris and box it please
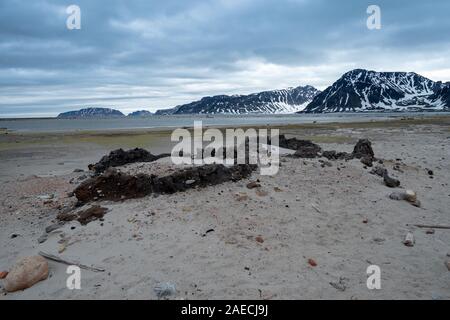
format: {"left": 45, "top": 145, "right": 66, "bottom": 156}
{"left": 57, "top": 205, "right": 108, "bottom": 225}
{"left": 75, "top": 164, "right": 256, "bottom": 203}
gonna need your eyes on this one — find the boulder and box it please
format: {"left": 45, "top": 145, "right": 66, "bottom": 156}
{"left": 352, "top": 139, "right": 374, "bottom": 159}
{"left": 383, "top": 171, "right": 400, "bottom": 188}
{"left": 3, "top": 256, "right": 49, "bottom": 292}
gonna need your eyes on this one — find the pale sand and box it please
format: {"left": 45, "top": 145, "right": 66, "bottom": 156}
{"left": 0, "top": 118, "right": 449, "bottom": 299}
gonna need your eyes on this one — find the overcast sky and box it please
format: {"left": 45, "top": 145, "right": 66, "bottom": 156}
{"left": 1, "top": 0, "right": 450, "bottom": 117}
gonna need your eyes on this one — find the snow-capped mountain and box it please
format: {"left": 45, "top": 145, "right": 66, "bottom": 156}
{"left": 57, "top": 107, "right": 125, "bottom": 118}
{"left": 127, "top": 110, "right": 153, "bottom": 117}
{"left": 303, "top": 69, "right": 449, "bottom": 113}
{"left": 155, "top": 85, "right": 320, "bottom": 115}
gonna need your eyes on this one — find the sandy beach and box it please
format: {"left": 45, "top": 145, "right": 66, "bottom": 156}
{"left": 0, "top": 116, "right": 449, "bottom": 300}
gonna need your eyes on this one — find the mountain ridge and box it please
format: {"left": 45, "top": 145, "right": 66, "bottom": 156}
{"left": 301, "top": 69, "right": 449, "bottom": 113}
{"left": 57, "top": 107, "right": 125, "bottom": 119}
{"left": 155, "top": 85, "right": 320, "bottom": 115}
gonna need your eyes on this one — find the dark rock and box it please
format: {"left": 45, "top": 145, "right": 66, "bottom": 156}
{"left": 383, "top": 171, "right": 401, "bottom": 188}
{"left": 322, "top": 150, "right": 352, "bottom": 161}
{"left": 352, "top": 139, "right": 374, "bottom": 159}
{"left": 45, "top": 223, "right": 63, "bottom": 233}
{"left": 89, "top": 148, "right": 170, "bottom": 174}
{"left": 370, "top": 165, "right": 387, "bottom": 177}
{"left": 246, "top": 181, "right": 261, "bottom": 189}
{"left": 360, "top": 156, "right": 373, "bottom": 167}
{"left": 278, "top": 135, "right": 322, "bottom": 158}
{"left": 37, "top": 234, "right": 48, "bottom": 244}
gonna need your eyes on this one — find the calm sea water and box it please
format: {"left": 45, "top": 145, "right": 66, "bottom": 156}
{"left": 0, "top": 113, "right": 447, "bottom": 133}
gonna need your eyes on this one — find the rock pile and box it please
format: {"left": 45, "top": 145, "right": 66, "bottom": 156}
{"left": 88, "top": 148, "right": 170, "bottom": 174}
{"left": 75, "top": 163, "right": 256, "bottom": 203}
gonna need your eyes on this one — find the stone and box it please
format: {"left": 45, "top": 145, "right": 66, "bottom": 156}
{"left": 0, "top": 271, "right": 8, "bottom": 279}
{"left": 4, "top": 256, "right": 49, "bottom": 292}
{"left": 37, "top": 234, "right": 48, "bottom": 244}
{"left": 153, "top": 282, "right": 176, "bottom": 298}
{"left": 352, "top": 139, "right": 374, "bottom": 159}
{"left": 404, "top": 190, "right": 417, "bottom": 203}
{"left": 445, "top": 261, "right": 450, "bottom": 271}
{"left": 370, "top": 166, "right": 387, "bottom": 177}
{"left": 403, "top": 233, "right": 415, "bottom": 247}
{"left": 246, "top": 181, "right": 261, "bottom": 189}
{"left": 45, "top": 223, "right": 63, "bottom": 233}
{"left": 384, "top": 171, "right": 400, "bottom": 188}
{"left": 255, "top": 189, "right": 268, "bottom": 197}
{"left": 307, "top": 258, "right": 317, "bottom": 267}
{"left": 255, "top": 236, "right": 264, "bottom": 243}
{"left": 389, "top": 191, "right": 406, "bottom": 201}
{"left": 360, "top": 156, "right": 373, "bottom": 167}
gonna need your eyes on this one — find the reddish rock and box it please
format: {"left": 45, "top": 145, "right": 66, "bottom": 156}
{"left": 308, "top": 259, "right": 317, "bottom": 267}
{"left": 4, "top": 256, "right": 49, "bottom": 292}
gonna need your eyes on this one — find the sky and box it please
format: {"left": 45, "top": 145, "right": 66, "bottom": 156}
{"left": 1, "top": 0, "right": 450, "bottom": 117}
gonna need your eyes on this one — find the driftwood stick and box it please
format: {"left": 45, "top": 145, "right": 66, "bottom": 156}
{"left": 409, "top": 224, "right": 450, "bottom": 230}
{"left": 39, "top": 251, "right": 105, "bottom": 272}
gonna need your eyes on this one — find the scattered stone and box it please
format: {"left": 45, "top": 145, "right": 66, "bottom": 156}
{"left": 10, "top": 233, "right": 19, "bottom": 239}
{"left": 383, "top": 171, "right": 400, "bottom": 188}
{"left": 246, "top": 181, "right": 261, "bottom": 189}
{"left": 235, "top": 193, "right": 249, "bottom": 201}
{"left": 389, "top": 191, "right": 406, "bottom": 201}
{"left": 255, "top": 189, "right": 268, "bottom": 197}
{"left": 255, "top": 236, "right": 264, "bottom": 243}
{"left": 37, "top": 234, "right": 48, "bottom": 244}
{"left": 319, "top": 160, "right": 333, "bottom": 167}
{"left": 329, "top": 277, "right": 346, "bottom": 292}
{"left": 185, "top": 179, "right": 196, "bottom": 185}
{"left": 57, "top": 205, "right": 108, "bottom": 226}
{"left": 274, "top": 187, "right": 283, "bottom": 192}
{"left": 0, "top": 271, "right": 8, "bottom": 279}
{"left": 77, "top": 175, "right": 88, "bottom": 181}
{"left": 404, "top": 190, "right": 417, "bottom": 203}
{"left": 77, "top": 206, "right": 108, "bottom": 225}
{"left": 307, "top": 258, "right": 317, "bottom": 267}
{"left": 73, "top": 169, "right": 84, "bottom": 173}
{"left": 370, "top": 165, "right": 387, "bottom": 177}
{"left": 154, "top": 282, "right": 176, "bottom": 298}
{"left": 45, "top": 223, "right": 63, "bottom": 233}
{"left": 411, "top": 199, "right": 421, "bottom": 208}
{"left": 427, "top": 169, "right": 434, "bottom": 176}
{"left": 426, "top": 229, "right": 435, "bottom": 235}
{"left": 278, "top": 135, "right": 321, "bottom": 156}
{"left": 403, "top": 233, "right": 415, "bottom": 247}
{"left": 89, "top": 148, "right": 170, "bottom": 174}
{"left": 3, "top": 256, "right": 49, "bottom": 292}
{"left": 446, "top": 261, "right": 450, "bottom": 271}
{"left": 322, "top": 150, "right": 352, "bottom": 161}
{"left": 360, "top": 156, "right": 373, "bottom": 167}
{"left": 373, "top": 237, "right": 385, "bottom": 244}
{"left": 37, "top": 194, "right": 54, "bottom": 200}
